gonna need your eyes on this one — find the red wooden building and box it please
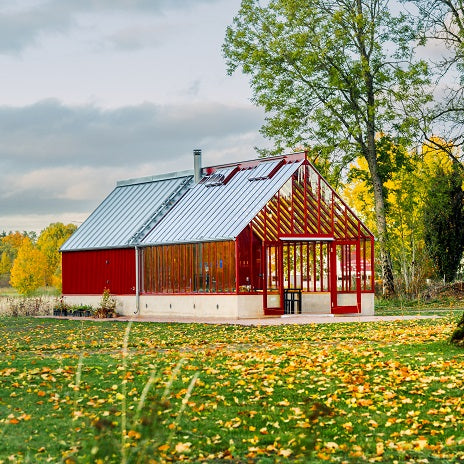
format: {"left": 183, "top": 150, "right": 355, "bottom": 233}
{"left": 61, "top": 151, "right": 374, "bottom": 318}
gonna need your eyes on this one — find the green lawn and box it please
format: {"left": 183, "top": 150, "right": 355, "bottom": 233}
{"left": 0, "top": 316, "right": 463, "bottom": 463}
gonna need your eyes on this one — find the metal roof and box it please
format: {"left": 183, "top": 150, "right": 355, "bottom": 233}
{"left": 60, "top": 171, "right": 194, "bottom": 251}
{"left": 140, "top": 158, "right": 304, "bottom": 245}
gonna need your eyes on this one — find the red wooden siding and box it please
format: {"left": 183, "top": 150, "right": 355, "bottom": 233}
{"left": 62, "top": 248, "right": 136, "bottom": 295}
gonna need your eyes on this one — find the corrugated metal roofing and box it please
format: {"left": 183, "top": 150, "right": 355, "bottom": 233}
{"left": 61, "top": 172, "right": 194, "bottom": 251}
{"left": 140, "top": 159, "right": 303, "bottom": 245}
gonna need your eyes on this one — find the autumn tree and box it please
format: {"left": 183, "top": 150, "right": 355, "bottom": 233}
{"left": 10, "top": 237, "right": 47, "bottom": 296}
{"left": 2, "top": 231, "right": 27, "bottom": 255}
{"left": 420, "top": 141, "right": 464, "bottom": 281}
{"left": 344, "top": 136, "right": 432, "bottom": 295}
{"left": 223, "top": 0, "right": 431, "bottom": 296}
{"left": 0, "top": 231, "right": 33, "bottom": 284}
{"left": 345, "top": 135, "right": 464, "bottom": 292}
{"left": 37, "top": 222, "right": 76, "bottom": 287}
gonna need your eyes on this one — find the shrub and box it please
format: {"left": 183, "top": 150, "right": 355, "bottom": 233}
{"left": 94, "top": 288, "right": 117, "bottom": 318}
{"left": 450, "top": 312, "right": 464, "bottom": 346}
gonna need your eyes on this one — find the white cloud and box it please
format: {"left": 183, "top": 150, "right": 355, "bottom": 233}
{"left": 0, "top": 99, "right": 266, "bottom": 170}
{"left": 0, "top": 99, "right": 270, "bottom": 232}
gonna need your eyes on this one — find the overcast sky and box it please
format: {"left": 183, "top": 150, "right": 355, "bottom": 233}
{"left": 0, "top": 0, "right": 271, "bottom": 233}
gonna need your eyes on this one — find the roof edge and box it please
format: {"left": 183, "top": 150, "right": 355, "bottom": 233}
{"left": 117, "top": 169, "right": 194, "bottom": 187}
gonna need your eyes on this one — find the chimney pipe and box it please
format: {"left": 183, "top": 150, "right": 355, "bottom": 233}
{"left": 193, "top": 149, "right": 202, "bottom": 183}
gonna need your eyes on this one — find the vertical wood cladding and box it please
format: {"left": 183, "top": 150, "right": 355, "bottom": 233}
{"left": 62, "top": 248, "right": 136, "bottom": 295}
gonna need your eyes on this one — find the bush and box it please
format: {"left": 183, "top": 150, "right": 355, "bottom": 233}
{"left": 450, "top": 312, "right": 464, "bottom": 346}
{"left": 93, "top": 288, "right": 117, "bottom": 318}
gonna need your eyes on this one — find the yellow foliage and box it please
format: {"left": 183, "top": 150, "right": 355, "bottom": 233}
{"left": 343, "top": 137, "right": 440, "bottom": 292}
{"left": 0, "top": 252, "right": 12, "bottom": 275}
{"left": 10, "top": 238, "right": 47, "bottom": 295}
{"left": 421, "top": 136, "right": 455, "bottom": 174}
{"left": 343, "top": 158, "right": 377, "bottom": 234}
{"left": 1, "top": 232, "right": 27, "bottom": 253}
{"left": 37, "top": 222, "right": 76, "bottom": 287}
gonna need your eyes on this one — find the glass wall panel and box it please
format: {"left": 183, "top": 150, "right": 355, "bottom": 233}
{"left": 143, "top": 241, "right": 236, "bottom": 294}
{"left": 237, "top": 226, "right": 263, "bottom": 293}
{"left": 266, "top": 244, "right": 281, "bottom": 308}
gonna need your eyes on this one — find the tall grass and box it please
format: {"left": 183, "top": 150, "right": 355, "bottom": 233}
{"left": 0, "top": 295, "right": 55, "bottom": 316}
{"left": 62, "top": 320, "right": 200, "bottom": 463}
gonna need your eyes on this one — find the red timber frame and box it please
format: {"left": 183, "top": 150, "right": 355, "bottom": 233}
{"left": 249, "top": 156, "right": 374, "bottom": 315}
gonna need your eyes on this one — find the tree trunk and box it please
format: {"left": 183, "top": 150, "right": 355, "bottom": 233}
{"left": 355, "top": 0, "right": 395, "bottom": 297}
{"left": 365, "top": 130, "right": 396, "bottom": 297}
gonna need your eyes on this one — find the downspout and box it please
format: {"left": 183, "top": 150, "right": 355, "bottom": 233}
{"left": 134, "top": 245, "right": 140, "bottom": 314}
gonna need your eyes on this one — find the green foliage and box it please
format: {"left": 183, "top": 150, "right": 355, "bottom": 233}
{"left": 406, "top": 0, "right": 464, "bottom": 148}
{"left": 224, "top": 0, "right": 431, "bottom": 297}
{"left": 422, "top": 161, "right": 464, "bottom": 282}
{"left": 223, "top": 0, "right": 430, "bottom": 163}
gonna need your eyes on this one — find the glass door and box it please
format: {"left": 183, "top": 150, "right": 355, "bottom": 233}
{"left": 330, "top": 241, "right": 361, "bottom": 314}
{"left": 263, "top": 243, "right": 284, "bottom": 315}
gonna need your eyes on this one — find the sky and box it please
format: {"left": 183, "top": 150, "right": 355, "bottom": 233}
{"left": 0, "top": 0, "right": 271, "bottom": 233}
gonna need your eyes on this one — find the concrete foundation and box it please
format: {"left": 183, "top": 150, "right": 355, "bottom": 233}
{"left": 63, "top": 291, "right": 374, "bottom": 319}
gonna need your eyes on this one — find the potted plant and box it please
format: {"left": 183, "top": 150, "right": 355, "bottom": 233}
{"left": 53, "top": 297, "right": 69, "bottom": 317}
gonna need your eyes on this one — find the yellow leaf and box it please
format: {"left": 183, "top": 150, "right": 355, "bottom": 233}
{"left": 324, "top": 442, "right": 339, "bottom": 450}
{"left": 175, "top": 442, "right": 192, "bottom": 454}
{"left": 127, "top": 430, "right": 141, "bottom": 439}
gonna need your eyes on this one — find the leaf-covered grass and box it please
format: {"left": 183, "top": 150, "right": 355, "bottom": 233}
{"left": 374, "top": 296, "right": 464, "bottom": 316}
{"left": 1, "top": 316, "right": 463, "bottom": 463}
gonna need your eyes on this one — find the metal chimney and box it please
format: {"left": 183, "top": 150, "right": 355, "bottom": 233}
{"left": 193, "top": 149, "right": 202, "bottom": 183}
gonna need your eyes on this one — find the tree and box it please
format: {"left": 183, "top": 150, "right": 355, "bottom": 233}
{"left": 406, "top": 0, "right": 464, "bottom": 159}
{"left": 37, "top": 222, "right": 76, "bottom": 287}
{"left": 344, "top": 137, "right": 432, "bottom": 295}
{"left": 9, "top": 238, "right": 47, "bottom": 296}
{"left": 0, "top": 232, "right": 29, "bottom": 285}
{"left": 1, "top": 231, "right": 27, "bottom": 255}
{"left": 223, "top": 0, "right": 431, "bottom": 296}
{"left": 420, "top": 141, "right": 464, "bottom": 281}
{"left": 0, "top": 252, "right": 12, "bottom": 275}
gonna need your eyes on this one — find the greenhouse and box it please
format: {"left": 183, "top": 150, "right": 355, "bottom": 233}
{"left": 61, "top": 151, "right": 374, "bottom": 318}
